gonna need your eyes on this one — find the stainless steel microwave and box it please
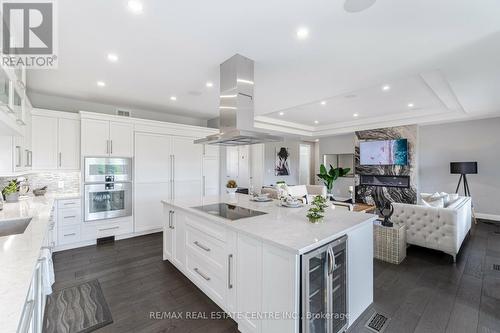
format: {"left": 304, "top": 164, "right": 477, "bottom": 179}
{"left": 84, "top": 157, "right": 132, "bottom": 183}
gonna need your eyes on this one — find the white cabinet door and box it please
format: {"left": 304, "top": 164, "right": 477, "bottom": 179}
{"left": 237, "top": 233, "right": 263, "bottom": 333}
{"left": 109, "top": 121, "right": 133, "bottom": 157}
{"left": 58, "top": 118, "right": 80, "bottom": 169}
{"left": 134, "top": 132, "right": 171, "bottom": 183}
{"left": 172, "top": 136, "right": 202, "bottom": 199}
{"left": 203, "top": 145, "right": 220, "bottom": 158}
{"left": 172, "top": 210, "right": 185, "bottom": 268}
{"left": 135, "top": 182, "right": 169, "bottom": 233}
{"left": 81, "top": 118, "right": 109, "bottom": 156}
{"left": 32, "top": 115, "right": 58, "bottom": 169}
{"left": 203, "top": 156, "right": 219, "bottom": 196}
{"left": 226, "top": 146, "right": 239, "bottom": 180}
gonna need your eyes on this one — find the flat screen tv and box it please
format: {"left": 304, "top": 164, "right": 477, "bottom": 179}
{"left": 360, "top": 139, "right": 408, "bottom": 166}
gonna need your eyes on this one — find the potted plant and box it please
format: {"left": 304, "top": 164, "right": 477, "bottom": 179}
{"left": 316, "top": 164, "right": 351, "bottom": 195}
{"left": 226, "top": 179, "right": 238, "bottom": 194}
{"left": 307, "top": 195, "right": 328, "bottom": 223}
{"left": 2, "top": 179, "right": 20, "bottom": 203}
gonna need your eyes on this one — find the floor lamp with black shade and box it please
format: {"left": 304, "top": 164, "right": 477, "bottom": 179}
{"left": 450, "top": 161, "right": 478, "bottom": 223}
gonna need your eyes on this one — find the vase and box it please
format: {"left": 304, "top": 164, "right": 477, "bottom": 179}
{"left": 308, "top": 216, "right": 324, "bottom": 224}
{"left": 226, "top": 187, "right": 237, "bottom": 195}
{"left": 5, "top": 192, "right": 19, "bottom": 203}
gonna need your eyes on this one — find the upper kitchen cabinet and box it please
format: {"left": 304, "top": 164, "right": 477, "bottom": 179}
{"left": 81, "top": 113, "right": 133, "bottom": 157}
{"left": 0, "top": 67, "right": 24, "bottom": 136}
{"left": 32, "top": 109, "right": 80, "bottom": 170}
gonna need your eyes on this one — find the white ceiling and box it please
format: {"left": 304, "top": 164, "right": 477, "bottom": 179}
{"left": 28, "top": 0, "right": 500, "bottom": 129}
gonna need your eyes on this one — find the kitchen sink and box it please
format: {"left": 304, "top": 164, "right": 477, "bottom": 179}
{"left": 0, "top": 218, "right": 32, "bottom": 237}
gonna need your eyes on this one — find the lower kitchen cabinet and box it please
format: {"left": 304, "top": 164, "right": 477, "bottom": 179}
{"left": 161, "top": 205, "right": 300, "bottom": 333}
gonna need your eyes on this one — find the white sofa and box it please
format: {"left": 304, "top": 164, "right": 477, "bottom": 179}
{"left": 391, "top": 196, "right": 472, "bottom": 261}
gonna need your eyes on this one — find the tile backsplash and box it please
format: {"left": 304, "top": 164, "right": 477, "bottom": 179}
{"left": 0, "top": 171, "right": 81, "bottom": 195}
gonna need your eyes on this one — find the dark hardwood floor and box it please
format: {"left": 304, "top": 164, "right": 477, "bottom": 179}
{"left": 51, "top": 220, "right": 500, "bottom": 333}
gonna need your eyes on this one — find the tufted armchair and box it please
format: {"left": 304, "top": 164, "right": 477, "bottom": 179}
{"left": 391, "top": 197, "right": 472, "bottom": 262}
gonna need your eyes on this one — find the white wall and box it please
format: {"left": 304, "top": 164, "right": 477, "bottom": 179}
{"left": 28, "top": 91, "right": 208, "bottom": 127}
{"left": 318, "top": 134, "right": 356, "bottom": 199}
{"left": 419, "top": 117, "right": 500, "bottom": 218}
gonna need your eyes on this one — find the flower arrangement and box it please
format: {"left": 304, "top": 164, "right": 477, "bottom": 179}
{"left": 306, "top": 195, "right": 328, "bottom": 223}
{"left": 2, "top": 179, "right": 20, "bottom": 202}
{"left": 226, "top": 180, "right": 238, "bottom": 194}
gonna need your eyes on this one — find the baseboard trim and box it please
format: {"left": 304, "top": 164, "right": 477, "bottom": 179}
{"left": 476, "top": 213, "right": 500, "bottom": 222}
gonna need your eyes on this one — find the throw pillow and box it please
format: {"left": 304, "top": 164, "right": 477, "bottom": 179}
{"left": 421, "top": 197, "right": 445, "bottom": 208}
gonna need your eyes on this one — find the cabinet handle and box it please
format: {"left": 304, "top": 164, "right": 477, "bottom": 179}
{"left": 228, "top": 254, "right": 233, "bottom": 289}
{"left": 25, "top": 149, "right": 29, "bottom": 167}
{"left": 63, "top": 215, "right": 76, "bottom": 219}
{"left": 64, "top": 233, "right": 76, "bottom": 237}
{"left": 170, "top": 210, "right": 175, "bottom": 229}
{"left": 98, "top": 226, "right": 119, "bottom": 232}
{"left": 63, "top": 203, "right": 75, "bottom": 206}
{"left": 106, "top": 140, "right": 109, "bottom": 154}
{"left": 59, "top": 152, "right": 62, "bottom": 167}
{"left": 15, "top": 146, "right": 21, "bottom": 167}
{"left": 203, "top": 176, "right": 206, "bottom": 196}
{"left": 28, "top": 150, "right": 32, "bottom": 167}
{"left": 194, "top": 267, "right": 211, "bottom": 281}
{"left": 110, "top": 140, "right": 113, "bottom": 154}
{"left": 172, "top": 155, "right": 175, "bottom": 199}
{"left": 194, "top": 241, "right": 211, "bottom": 252}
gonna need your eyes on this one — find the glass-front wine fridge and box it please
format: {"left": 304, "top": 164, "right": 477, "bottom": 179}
{"left": 301, "top": 235, "right": 348, "bottom": 333}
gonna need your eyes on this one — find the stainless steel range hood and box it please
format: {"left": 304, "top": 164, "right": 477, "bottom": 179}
{"left": 194, "top": 54, "right": 283, "bottom": 146}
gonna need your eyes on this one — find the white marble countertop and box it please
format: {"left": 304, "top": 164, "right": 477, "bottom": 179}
{"left": 162, "top": 194, "right": 377, "bottom": 254}
{"left": 0, "top": 193, "right": 80, "bottom": 333}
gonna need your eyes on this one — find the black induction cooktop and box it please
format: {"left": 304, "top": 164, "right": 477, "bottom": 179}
{"left": 191, "top": 203, "right": 267, "bottom": 221}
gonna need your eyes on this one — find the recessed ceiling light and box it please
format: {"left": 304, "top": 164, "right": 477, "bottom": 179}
{"left": 353, "top": 113, "right": 359, "bottom": 117}
{"left": 97, "top": 81, "right": 106, "bottom": 87}
{"left": 344, "top": 0, "right": 377, "bottom": 13}
{"left": 315, "top": 139, "right": 320, "bottom": 142}
{"left": 279, "top": 112, "right": 285, "bottom": 116}
{"left": 296, "top": 27, "right": 309, "bottom": 40}
{"left": 382, "top": 85, "right": 391, "bottom": 91}
{"left": 408, "top": 103, "right": 414, "bottom": 108}
{"left": 127, "top": 0, "right": 143, "bottom": 14}
{"left": 320, "top": 101, "right": 326, "bottom": 106}
{"left": 206, "top": 81, "right": 213, "bottom": 88}
{"left": 314, "top": 120, "right": 319, "bottom": 124}
{"left": 170, "top": 96, "right": 177, "bottom": 101}
{"left": 107, "top": 53, "right": 118, "bottom": 62}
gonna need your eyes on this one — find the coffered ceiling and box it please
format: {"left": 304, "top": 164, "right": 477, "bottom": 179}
{"left": 27, "top": 0, "right": 500, "bottom": 133}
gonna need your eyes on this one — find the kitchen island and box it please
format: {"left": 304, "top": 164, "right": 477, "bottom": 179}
{"left": 161, "top": 193, "right": 376, "bottom": 333}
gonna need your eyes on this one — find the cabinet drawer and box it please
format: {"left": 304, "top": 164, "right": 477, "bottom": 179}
{"left": 58, "top": 198, "right": 81, "bottom": 209}
{"left": 185, "top": 225, "right": 225, "bottom": 270}
{"left": 58, "top": 207, "right": 81, "bottom": 226}
{"left": 81, "top": 218, "right": 134, "bottom": 240}
{"left": 58, "top": 225, "right": 81, "bottom": 245}
{"left": 185, "top": 214, "right": 226, "bottom": 242}
{"left": 185, "top": 251, "right": 225, "bottom": 306}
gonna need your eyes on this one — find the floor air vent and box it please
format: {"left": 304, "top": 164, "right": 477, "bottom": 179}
{"left": 493, "top": 264, "right": 500, "bottom": 271}
{"left": 365, "top": 312, "right": 389, "bottom": 332}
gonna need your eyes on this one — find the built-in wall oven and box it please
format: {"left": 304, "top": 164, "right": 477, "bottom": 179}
{"left": 84, "top": 157, "right": 133, "bottom": 222}
{"left": 301, "top": 235, "right": 347, "bottom": 333}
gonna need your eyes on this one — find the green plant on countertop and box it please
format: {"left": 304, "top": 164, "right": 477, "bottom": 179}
{"left": 317, "top": 164, "right": 351, "bottom": 194}
{"left": 307, "top": 195, "right": 328, "bottom": 223}
{"left": 2, "top": 179, "right": 20, "bottom": 197}
{"left": 226, "top": 179, "right": 237, "bottom": 188}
